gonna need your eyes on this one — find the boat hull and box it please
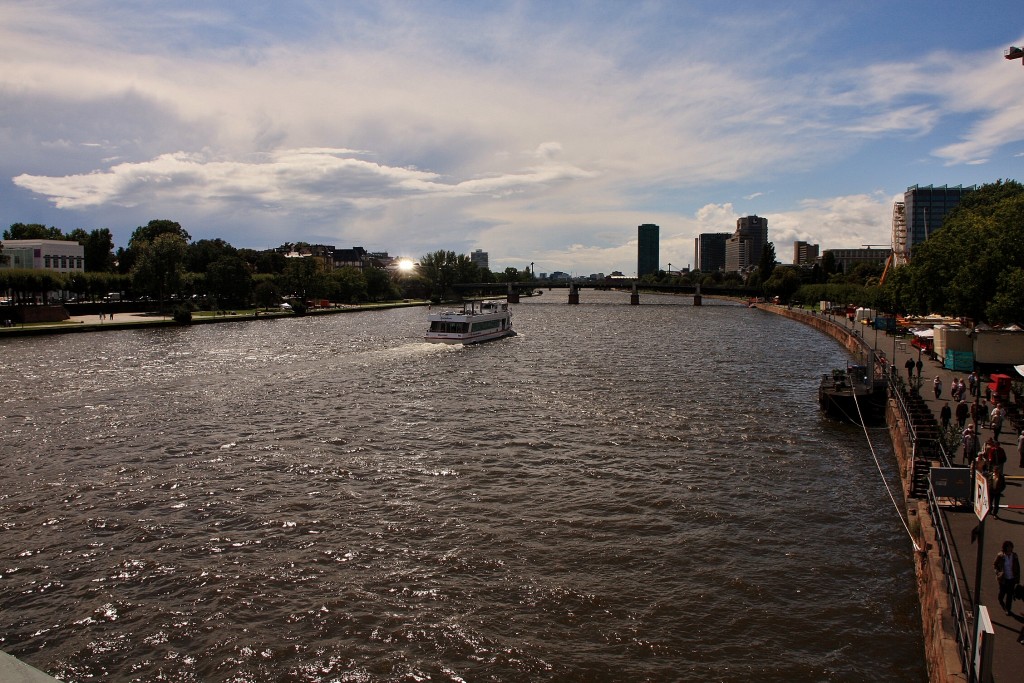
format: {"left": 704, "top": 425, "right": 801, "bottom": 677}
{"left": 818, "top": 368, "right": 887, "bottom": 424}
{"left": 424, "top": 329, "right": 517, "bottom": 345}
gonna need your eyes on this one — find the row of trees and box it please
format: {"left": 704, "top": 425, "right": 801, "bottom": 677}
{"left": 1, "top": 220, "right": 538, "bottom": 308}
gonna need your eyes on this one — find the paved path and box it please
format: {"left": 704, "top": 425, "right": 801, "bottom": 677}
{"left": 840, "top": 314, "right": 1024, "bottom": 682}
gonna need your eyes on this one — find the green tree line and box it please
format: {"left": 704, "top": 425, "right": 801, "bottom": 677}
{"left": 2, "top": 220, "right": 531, "bottom": 309}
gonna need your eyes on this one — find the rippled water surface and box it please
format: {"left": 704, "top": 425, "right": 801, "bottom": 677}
{"left": 1, "top": 292, "right": 925, "bottom": 682}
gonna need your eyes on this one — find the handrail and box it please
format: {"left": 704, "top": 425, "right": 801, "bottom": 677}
{"left": 926, "top": 481, "right": 972, "bottom": 673}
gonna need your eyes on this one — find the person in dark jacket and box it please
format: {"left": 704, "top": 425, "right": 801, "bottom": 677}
{"left": 940, "top": 402, "right": 952, "bottom": 428}
{"left": 955, "top": 400, "right": 969, "bottom": 429}
{"left": 995, "top": 540, "right": 1021, "bottom": 615}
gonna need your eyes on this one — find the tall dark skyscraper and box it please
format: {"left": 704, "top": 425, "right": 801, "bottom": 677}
{"left": 637, "top": 223, "right": 659, "bottom": 276}
{"left": 903, "top": 184, "right": 975, "bottom": 258}
{"left": 695, "top": 233, "right": 730, "bottom": 272}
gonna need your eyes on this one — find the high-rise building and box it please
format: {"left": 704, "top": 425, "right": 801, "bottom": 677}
{"left": 793, "top": 241, "right": 819, "bottom": 266}
{"left": 637, "top": 224, "right": 659, "bottom": 276}
{"left": 725, "top": 215, "right": 768, "bottom": 272}
{"left": 901, "top": 184, "right": 976, "bottom": 260}
{"left": 695, "top": 233, "right": 730, "bottom": 272}
{"left": 823, "top": 247, "right": 891, "bottom": 272}
{"left": 470, "top": 248, "right": 489, "bottom": 271}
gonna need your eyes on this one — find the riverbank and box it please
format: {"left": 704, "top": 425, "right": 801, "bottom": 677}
{"left": 0, "top": 301, "right": 429, "bottom": 338}
{"left": 755, "top": 303, "right": 1023, "bottom": 683}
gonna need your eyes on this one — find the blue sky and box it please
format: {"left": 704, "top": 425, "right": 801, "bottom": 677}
{"left": 2, "top": 1, "right": 1022, "bottom": 274}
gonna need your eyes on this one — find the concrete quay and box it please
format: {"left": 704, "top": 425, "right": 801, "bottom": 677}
{"left": 0, "top": 651, "right": 61, "bottom": 682}
{"left": 758, "top": 304, "right": 1023, "bottom": 683}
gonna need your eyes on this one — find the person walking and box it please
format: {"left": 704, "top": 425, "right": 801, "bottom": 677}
{"left": 963, "top": 424, "right": 978, "bottom": 465}
{"left": 1017, "top": 428, "right": 1024, "bottom": 468}
{"left": 990, "top": 467, "right": 1005, "bottom": 518}
{"left": 905, "top": 358, "right": 915, "bottom": 380}
{"left": 969, "top": 371, "right": 978, "bottom": 397}
{"left": 990, "top": 403, "right": 1005, "bottom": 441}
{"left": 940, "top": 402, "right": 952, "bottom": 429}
{"left": 955, "top": 400, "right": 969, "bottom": 429}
{"left": 994, "top": 541, "right": 1021, "bottom": 616}
{"left": 933, "top": 375, "right": 943, "bottom": 399}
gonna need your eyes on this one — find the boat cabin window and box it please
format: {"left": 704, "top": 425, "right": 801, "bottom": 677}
{"left": 429, "top": 321, "right": 470, "bottom": 333}
{"left": 470, "top": 319, "right": 502, "bottom": 332}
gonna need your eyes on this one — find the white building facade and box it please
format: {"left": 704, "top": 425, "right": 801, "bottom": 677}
{"left": 1, "top": 239, "right": 85, "bottom": 272}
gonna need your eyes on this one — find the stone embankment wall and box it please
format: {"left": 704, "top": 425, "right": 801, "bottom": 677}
{"left": 753, "top": 304, "right": 962, "bottom": 683}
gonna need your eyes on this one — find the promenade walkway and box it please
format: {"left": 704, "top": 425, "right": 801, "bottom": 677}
{"left": 838, "top": 314, "right": 1024, "bottom": 682}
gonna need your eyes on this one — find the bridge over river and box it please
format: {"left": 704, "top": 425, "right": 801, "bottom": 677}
{"left": 453, "top": 280, "right": 760, "bottom": 305}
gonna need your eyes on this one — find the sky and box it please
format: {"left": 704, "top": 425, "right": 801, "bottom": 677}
{"left": 2, "top": 1, "right": 1023, "bottom": 275}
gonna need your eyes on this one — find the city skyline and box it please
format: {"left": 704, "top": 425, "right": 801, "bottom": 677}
{"left": 2, "top": 2, "right": 1022, "bottom": 275}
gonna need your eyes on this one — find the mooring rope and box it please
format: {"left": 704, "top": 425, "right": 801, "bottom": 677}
{"left": 852, "top": 384, "right": 922, "bottom": 552}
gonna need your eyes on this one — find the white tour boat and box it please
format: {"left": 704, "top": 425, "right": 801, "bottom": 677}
{"left": 424, "top": 300, "right": 515, "bottom": 344}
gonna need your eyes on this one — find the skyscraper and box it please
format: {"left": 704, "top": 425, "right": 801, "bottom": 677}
{"left": 902, "top": 184, "right": 975, "bottom": 259}
{"left": 695, "top": 233, "right": 730, "bottom": 272}
{"left": 470, "top": 248, "right": 489, "bottom": 271}
{"left": 637, "top": 224, "right": 659, "bottom": 276}
{"left": 725, "top": 215, "right": 768, "bottom": 272}
{"left": 793, "top": 241, "right": 819, "bottom": 266}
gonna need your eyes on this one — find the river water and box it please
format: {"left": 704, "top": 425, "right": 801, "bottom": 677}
{"left": 0, "top": 291, "right": 925, "bottom": 682}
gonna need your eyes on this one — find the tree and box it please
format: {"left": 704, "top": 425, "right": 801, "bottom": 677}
{"left": 757, "top": 242, "right": 777, "bottom": 282}
{"left": 764, "top": 265, "right": 801, "bottom": 302}
{"left": 128, "top": 219, "right": 191, "bottom": 247}
{"left": 186, "top": 238, "right": 238, "bottom": 274}
{"left": 418, "top": 250, "right": 459, "bottom": 301}
{"left": 253, "top": 276, "right": 281, "bottom": 309}
{"left": 987, "top": 268, "right": 1024, "bottom": 324}
{"left": 83, "top": 228, "right": 116, "bottom": 272}
{"left": 119, "top": 220, "right": 191, "bottom": 276}
{"left": 281, "top": 257, "right": 327, "bottom": 301}
{"left": 4, "top": 223, "right": 64, "bottom": 240}
{"left": 364, "top": 266, "right": 400, "bottom": 301}
{"left": 330, "top": 266, "right": 368, "bottom": 304}
{"left": 130, "top": 232, "right": 189, "bottom": 306}
{"left": 206, "top": 255, "right": 253, "bottom": 308}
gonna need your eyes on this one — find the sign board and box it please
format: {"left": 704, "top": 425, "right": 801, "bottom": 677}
{"left": 974, "top": 605, "right": 994, "bottom": 683}
{"left": 930, "top": 467, "right": 971, "bottom": 500}
{"left": 974, "top": 470, "right": 990, "bottom": 522}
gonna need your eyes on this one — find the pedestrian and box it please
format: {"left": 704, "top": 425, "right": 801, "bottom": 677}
{"left": 990, "top": 468, "right": 1005, "bottom": 518}
{"left": 940, "top": 402, "right": 952, "bottom": 428}
{"left": 991, "top": 403, "right": 1004, "bottom": 441}
{"left": 955, "top": 400, "right": 969, "bottom": 429}
{"left": 983, "top": 436, "right": 999, "bottom": 469}
{"left": 905, "top": 358, "right": 915, "bottom": 380}
{"left": 963, "top": 425, "right": 978, "bottom": 464}
{"left": 979, "top": 400, "right": 989, "bottom": 427}
{"left": 915, "top": 358, "right": 923, "bottom": 378}
{"left": 933, "top": 375, "right": 942, "bottom": 399}
{"left": 994, "top": 541, "right": 1021, "bottom": 616}
{"left": 969, "top": 371, "right": 978, "bottom": 397}
{"left": 992, "top": 441, "right": 1008, "bottom": 477}
{"left": 1017, "top": 429, "right": 1024, "bottom": 468}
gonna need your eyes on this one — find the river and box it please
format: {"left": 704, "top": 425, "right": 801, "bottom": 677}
{"left": 0, "top": 290, "right": 926, "bottom": 682}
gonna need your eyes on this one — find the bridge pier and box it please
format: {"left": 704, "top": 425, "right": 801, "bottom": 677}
{"left": 507, "top": 284, "right": 519, "bottom": 304}
{"left": 568, "top": 284, "right": 579, "bottom": 304}
{"left": 630, "top": 283, "right": 639, "bottom": 305}
{"left": 693, "top": 282, "right": 702, "bottom": 306}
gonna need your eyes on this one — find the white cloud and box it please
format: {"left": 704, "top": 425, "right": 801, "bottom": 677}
{"left": 0, "top": 3, "right": 1018, "bottom": 274}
